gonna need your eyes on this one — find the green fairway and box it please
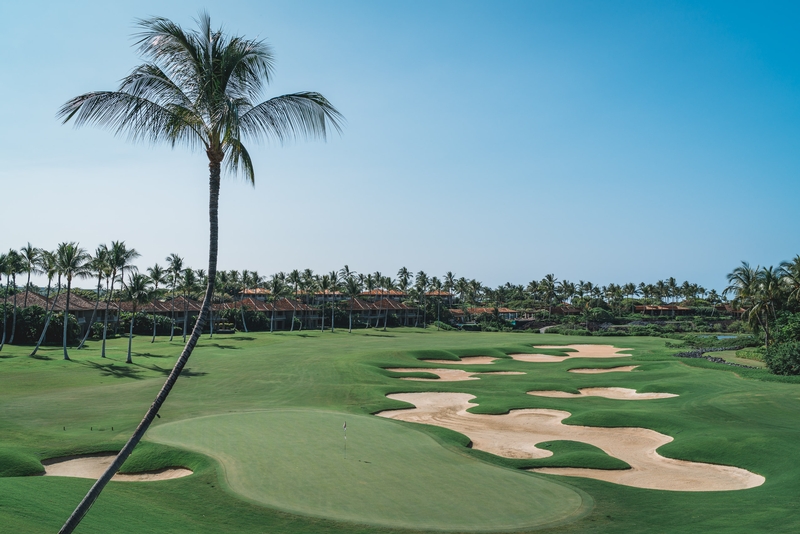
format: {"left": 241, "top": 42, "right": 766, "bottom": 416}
{"left": 1, "top": 329, "right": 800, "bottom": 533}
{"left": 148, "top": 410, "right": 587, "bottom": 531}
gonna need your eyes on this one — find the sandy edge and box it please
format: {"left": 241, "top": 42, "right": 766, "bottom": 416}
{"left": 387, "top": 368, "right": 524, "bottom": 381}
{"left": 512, "top": 344, "right": 633, "bottom": 363}
{"left": 569, "top": 366, "right": 639, "bottom": 374}
{"left": 42, "top": 453, "right": 192, "bottom": 482}
{"left": 528, "top": 387, "right": 677, "bottom": 400}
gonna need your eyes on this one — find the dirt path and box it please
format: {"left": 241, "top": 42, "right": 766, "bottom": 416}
{"left": 377, "top": 392, "right": 763, "bottom": 491}
{"left": 42, "top": 454, "right": 192, "bottom": 482}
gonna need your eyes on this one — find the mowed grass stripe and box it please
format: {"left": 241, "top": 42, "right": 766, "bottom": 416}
{"left": 147, "top": 410, "right": 589, "bottom": 531}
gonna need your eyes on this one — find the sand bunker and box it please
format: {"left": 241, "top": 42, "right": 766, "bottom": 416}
{"left": 423, "top": 356, "right": 498, "bottom": 365}
{"left": 377, "top": 392, "right": 763, "bottom": 491}
{"left": 512, "top": 344, "right": 632, "bottom": 363}
{"left": 569, "top": 366, "right": 639, "bottom": 374}
{"left": 528, "top": 387, "right": 677, "bottom": 400}
{"left": 387, "top": 368, "right": 524, "bottom": 382}
{"left": 42, "top": 454, "right": 192, "bottom": 482}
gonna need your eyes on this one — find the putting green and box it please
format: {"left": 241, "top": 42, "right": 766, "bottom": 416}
{"left": 147, "top": 410, "right": 589, "bottom": 531}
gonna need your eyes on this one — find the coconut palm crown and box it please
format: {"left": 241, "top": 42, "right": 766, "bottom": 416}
{"left": 55, "top": 13, "right": 342, "bottom": 533}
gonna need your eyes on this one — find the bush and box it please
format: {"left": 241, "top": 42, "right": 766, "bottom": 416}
{"left": 765, "top": 342, "right": 800, "bottom": 375}
{"left": 433, "top": 321, "right": 455, "bottom": 331}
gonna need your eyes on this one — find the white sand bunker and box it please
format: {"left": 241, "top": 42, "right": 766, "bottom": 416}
{"left": 569, "top": 366, "right": 639, "bottom": 374}
{"left": 377, "top": 392, "right": 763, "bottom": 492}
{"left": 512, "top": 344, "right": 632, "bottom": 363}
{"left": 387, "top": 368, "right": 524, "bottom": 382}
{"left": 43, "top": 454, "right": 192, "bottom": 482}
{"left": 423, "top": 356, "right": 498, "bottom": 365}
{"left": 528, "top": 387, "right": 676, "bottom": 400}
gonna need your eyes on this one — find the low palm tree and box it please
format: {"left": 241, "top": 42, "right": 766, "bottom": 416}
{"left": 101, "top": 241, "right": 139, "bottom": 357}
{"left": 147, "top": 263, "right": 167, "bottom": 342}
{"left": 123, "top": 273, "right": 153, "bottom": 363}
{"left": 20, "top": 243, "right": 41, "bottom": 308}
{"left": 56, "top": 243, "right": 90, "bottom": 361}
{"left": 166, "top": 253, "right": 183, "bottom": 341}
{"left": 6, "top": 249, "right": 24, "bottom": 344}
{"left": 78, "top": 245, "right": 109, "bottom": 349}
{"left": 178, "top": 268, "right": 199, "bottom": 343}
{"left": 343, "top": 275, "right": 363, "bottom": 333}
{"left": 30, "top": 250, "right": 60, "bottom": 357}
{"left": 0, "top": 252, "right": 9, "bottom": 350}
{"left": 56, "top": 14, "right": 341, "bottom": 531}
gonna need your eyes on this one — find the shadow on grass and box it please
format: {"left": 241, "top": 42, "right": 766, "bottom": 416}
{"left": 134, "top": 362, "right": 208, "bottom": 378}
{"left": 365, "top": 333, "right": 397, "bottom": 338}
{"left": 137, "top": 352, "right": 172, "bottom": 359}
{"left": 230, "top": 336, "right": 256, "bottom": 341}
{"left": 205, "top": 343, "right": 240, "bottom": 350}
{"left": 29, "top": 353, "right": 54, "bottom": 360}
{"left": 80, "top": 361, "right": 145, "bottom": 380}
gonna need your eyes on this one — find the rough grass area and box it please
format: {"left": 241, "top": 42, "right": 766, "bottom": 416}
{"left": 0, "top": 331, "right": 798, "bottom": 533}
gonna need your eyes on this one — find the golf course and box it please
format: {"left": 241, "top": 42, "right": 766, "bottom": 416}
{"left": 1, "top": 329, "right": 799, "bottom": 533}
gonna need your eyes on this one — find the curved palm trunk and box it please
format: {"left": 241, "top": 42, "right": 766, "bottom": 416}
{"left": 169, "top": 286, "right": 176, "bottom": 341}
{"left": 78, "top": 276, "right": 103, "bottom": 349}
{"left": 383, "top": 300, "right": 389, "bottom": 331}
{"left": 30, "top": 279, "right": 61, "bottom": 357}
{"left": 183, "top": 296, "right": 189, "bottom": 343}
{"left": 348, "top": 303, "right": 353, "bottom": 333}
{"left": 240, "top": 300, "right": 249, "bottom": 333}
{"left": 290, "top": 302, "right": 296, "bottom": 332}
{"left": 101, "top": 277, "right": 115, "bottom": 358}
{"left": 9, "top": 279, "right": 18, "bottom": 344}
{"left": 62, "top": 279, "right": 72, "bottom": 361}
{"left": 59, "top": 161, "right": 222, "bottom": 534}
{"left": 0, "top": 279, "right": 10, "bottom": 350}
{"left": 127, "top": 307, "right": 136, "bottom": 363}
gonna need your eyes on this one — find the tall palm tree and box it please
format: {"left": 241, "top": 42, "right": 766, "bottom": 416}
{"left": 268, "top": 274, "right": 287, "bottom": 332}
{"left": 318, "top": 274, "right": 331, "bottom": 332}
{"left": 101, "top": 241, "right": 140, "bottom": 357}
{"left": 20, "top": 243, "right": 41, "bottom": 308}
{"left": 30, "top": 250, "right": 61, "bottom": 357}
{"left": 780, "top": 255, "right": 800, "bottom": 304}
{"left": 239, "top": 269, "right": 251, "bottom": 333}
{"left": 123, "top": 273, "right": 153, "bottom": 363}
{"left": 372, "top": 271, "right": 383, "bottom": 328}
{"left": 56, "top": 14, "right": 342, "bottom": 532}
{"left": 6, "top": 249, "right": 23, "bottom": 345}
{"left": 55, "top": 242, "right": 90, "bottom": 361}
{"left": 166, "top": 253, "right": 184, "bottom": 341}
{"left": 415, "top": 271, "right": 429, "bottom": 327}
{"left": 0, "top": 252, "right": 9, "bottom": 350}
{"left": 146, "top": 263, "right": 167, "bottom": 342}
{"left": 178, "top": 268, "right": 199, "bottom": 343}
{"left": 78, "top": 245, "right": 110, "bottom": 349}
{"left": 287, "top": 269, "right": 301, "bottom": 331}
{"left": 343, "top": 275, "right": 363, "bottom": 333}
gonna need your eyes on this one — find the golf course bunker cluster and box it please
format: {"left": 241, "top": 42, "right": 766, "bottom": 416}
{"left": 43, "top": 454, "right": 192, "bottom": 482}
{"left": 377, "top": 392, "right": 764, "bottom": 491}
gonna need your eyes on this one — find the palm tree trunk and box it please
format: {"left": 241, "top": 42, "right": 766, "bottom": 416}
{"left": 320, "top": 297, "right": 325, "bottom": 332}
{"left": 24, "top": 272, "right": 31, "bottom": 308}
{"left": 240, "top": 301, "right": 249, "bottom": 333}
{"left": 169, "top": 286, "right": 175, "bottom": 341}
{"left": 331, "top": 296, "right": 335, "bottom": 333}
{"left": 78, "top": 277, "right": 103, "bottom": 349}
{"left": 290, "top": 303, "right": 296, "bottom": 332}
{"left": 183, "top": 295, "right": 188, "bottom": 343}
{"left": 9, "top": 280, "right": 18, "bottom": 344}
{"left": 63, "top": 279, "right": 72, "bottom": 361}
{"left": 58, "top": 159, "right": 222, "bottom": 534}
{"left": 101, "top": 277, "right": 114, "bottom": 358}
{"left": 127, "top": 307, "right": 136, "bottom": 363}
{"left": 0, "top": 279, "right": 10, "bottom": 350}
{"left": 31, "top": 280, "right": 60, "bottom": 357}
{"left": 349, "top": 304, "right": 353, "bottom": 333}
{"left": 151, "top": 300, "right": 157, "bottom": 343}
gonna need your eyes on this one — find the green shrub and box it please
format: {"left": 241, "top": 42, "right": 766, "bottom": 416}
{"left": 433, "top": 321, "right": 455, "bottom": 331}
{"left": 765, "top": 342, "right": 800, "bottom": 375}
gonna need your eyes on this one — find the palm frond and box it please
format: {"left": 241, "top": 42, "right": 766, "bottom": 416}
{"left": 224, "top": 137, "right": 255, "bottom": 184}
{"left": 239, "top": 92, "right": 343, "bottom": 144}
{"left": 57, "top": 91, "right": 205, "bottom": 149}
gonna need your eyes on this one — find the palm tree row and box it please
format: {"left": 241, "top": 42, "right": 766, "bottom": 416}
{"left": 724, "top": 257, "right": 800, "bottom": 348}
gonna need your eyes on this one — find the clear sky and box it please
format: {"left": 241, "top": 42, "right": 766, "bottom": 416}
{"left": 1, "top": 1, "right": 799, "bottom": 291}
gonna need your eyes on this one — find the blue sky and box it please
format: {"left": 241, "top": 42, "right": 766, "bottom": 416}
{"left": 1, "top": 1, "right": 798, "bottom": 291}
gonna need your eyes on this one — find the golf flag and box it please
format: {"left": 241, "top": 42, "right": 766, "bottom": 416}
{"left": 343, "top": 421, "right": 347, "bottom": 459}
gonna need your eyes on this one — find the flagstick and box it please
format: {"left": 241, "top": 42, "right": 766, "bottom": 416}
{"left": 343, "top": 421, "right": 347, "bottom": 459}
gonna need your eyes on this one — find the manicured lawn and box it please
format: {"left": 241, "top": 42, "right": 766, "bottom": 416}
{"left": 0, "top": 329, "right": 799, "bottom": 533}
